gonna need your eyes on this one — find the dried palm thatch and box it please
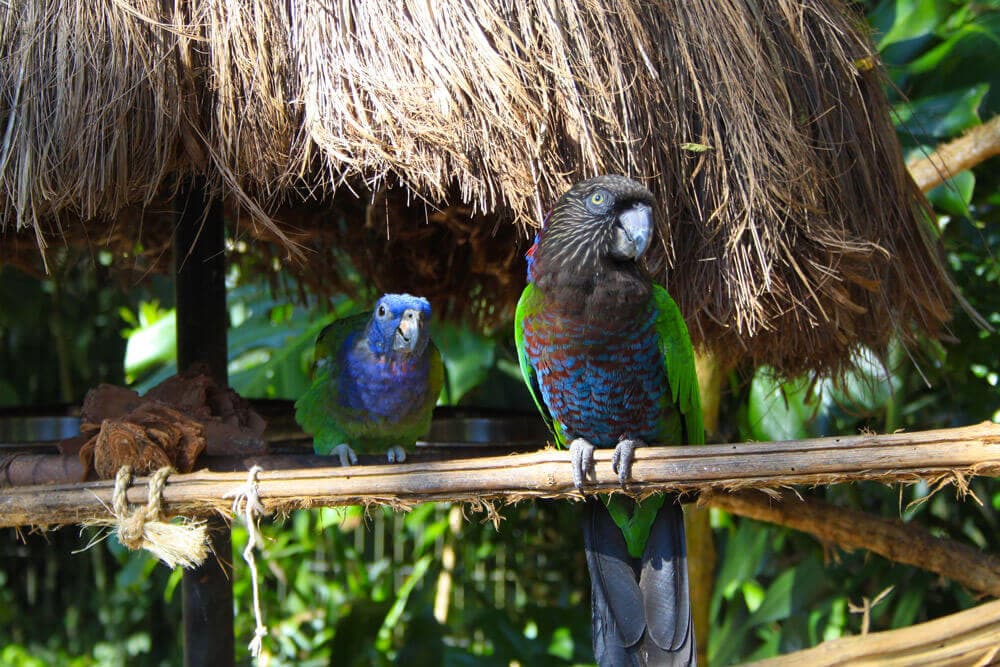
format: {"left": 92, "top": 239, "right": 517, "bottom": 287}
{"left": 0, "top": 0, "right": 957, "bottom": 375}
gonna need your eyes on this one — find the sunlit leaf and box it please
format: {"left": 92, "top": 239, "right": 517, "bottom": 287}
{"left": 927, "top": 170, "right": 976, "bottom": 217}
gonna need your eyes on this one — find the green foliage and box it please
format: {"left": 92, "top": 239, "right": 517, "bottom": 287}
{"left": 0, "top": 530, "right": 180, "bottom": 666}
{"left": 0, "top": 255, "right": 164, "bottom": 406}
{"left": 223, "top": 502, "right": 593, "bottom": 666}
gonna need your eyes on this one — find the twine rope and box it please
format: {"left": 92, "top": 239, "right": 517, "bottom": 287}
{"left": 114, "top": 465, "right": 171, "bottom": 548}
{"left": 107, "top": 465, "right": 209, "bottom": 569}
{"left": 225, "top": 465, "right": 269, "bottom": 659}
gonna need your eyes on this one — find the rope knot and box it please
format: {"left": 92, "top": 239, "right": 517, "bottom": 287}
{"left": 108, "top": 465, "right": 209, "bottom": 569}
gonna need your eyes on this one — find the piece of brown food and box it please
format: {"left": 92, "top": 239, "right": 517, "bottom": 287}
{"left": 78, "top": 403, "right": 206, "bottom": 479}
{"left": 74, "top": 365, "right": 267, "bottom": 479}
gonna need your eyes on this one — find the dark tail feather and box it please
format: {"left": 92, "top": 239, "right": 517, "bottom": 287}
{"left": 583, "top": 498, "right": 644, "bottom": 667}
{"left": 583, "top": 497, "right": 695, "bottom": 667}
{"left": 641, "top": 500, "right": 695, "bottom": 664}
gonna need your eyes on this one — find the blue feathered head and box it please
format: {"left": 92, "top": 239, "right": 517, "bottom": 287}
{"left": 366, "top": 293, "right": 433, "bottom": 357}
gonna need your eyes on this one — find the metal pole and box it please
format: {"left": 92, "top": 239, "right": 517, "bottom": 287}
{"left": 174, "top": 178, "right": 234, "bottom": 667}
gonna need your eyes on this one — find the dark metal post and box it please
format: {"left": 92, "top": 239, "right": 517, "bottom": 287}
{"left": 174, "top": 179, "right": 234, "bottom": 667}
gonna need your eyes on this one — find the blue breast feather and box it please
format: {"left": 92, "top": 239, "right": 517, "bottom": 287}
{"left": 524, "top": 304, "right": 676, "bottom": 447}
{"left": 338, "top": 331, "right": 430, "bottom": 422}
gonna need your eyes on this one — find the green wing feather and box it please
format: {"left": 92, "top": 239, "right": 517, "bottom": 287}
{"left": 514, "top": 283, "right": 566, "bottom": 446}
{"left": 653, "top": 285, "right": 704, "bottom": 445}
{"left": 421, "top": 343, "right": 446, "bottom": 436}
{"left": 294, "top": 313, "right": 369, "bottom": 455}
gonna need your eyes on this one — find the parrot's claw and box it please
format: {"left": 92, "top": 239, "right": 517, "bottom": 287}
{"left": 612, "top": 438, "right": 643, "bottom": 487}
{"left": 569, "top": 438, "right": 597, "bottom": 491}
{"left": 331, "top": 444, "right": 358, "bottom": 467}
{"left": 386, "top": 446, "right": 407, "bottom": 464}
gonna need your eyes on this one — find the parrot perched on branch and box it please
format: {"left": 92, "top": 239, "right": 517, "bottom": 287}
{"left": 295, "top": 293, "right": 443, "bottom": 465}
{"left": 515, "top": 175, "right": 703, "bottom": 666}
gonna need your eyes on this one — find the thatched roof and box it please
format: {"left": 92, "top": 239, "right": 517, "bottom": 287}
{"left": 0, "top": 0, "right": 955, "bottom": 375}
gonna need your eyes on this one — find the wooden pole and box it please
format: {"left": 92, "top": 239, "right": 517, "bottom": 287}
{"left": 686, "top": 352, "right": 725, "bottom": 665}
{"left": 3, "top": 422, "right": 998, "bottom": 526}
{"left": 174, "top": 178, "right": 234, "bottom": 667}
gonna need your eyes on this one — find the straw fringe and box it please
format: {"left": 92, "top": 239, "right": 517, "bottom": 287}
{"left": 0, "top": 0, "right": 956, "bottom": 375}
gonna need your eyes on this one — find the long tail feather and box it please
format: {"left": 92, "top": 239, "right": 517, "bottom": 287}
{"left": 641, "top": 501, "right": 695, "bottom": 663}
{"left": 583, "top": 497, "right": 695, "bottom": 667}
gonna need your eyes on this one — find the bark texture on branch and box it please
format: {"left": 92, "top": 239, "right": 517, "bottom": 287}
{"left": 708, "top": 490, "right": 1000, "bottom": 598}
{"left": 908, "top": 114, "right": 1000, "bottom": 193}
{"left": 746, "top": 597, "right": 1000, "bottom": 667}
{"left": 0, "top": 422, "right": 998, "bottom": 528}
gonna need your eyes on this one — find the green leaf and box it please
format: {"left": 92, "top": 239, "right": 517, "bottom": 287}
{"left": 123, "top": 308, "right": 176, "bottom": 382}
{"left": 679, "top": 142, "right": 713, "bottom": 152}
{"left": 893, "top": 85, "right": 988, "bottom": 139}
{"left": 746, "top": 369, "right": 814, "bottom": 441}
{"left": 433, "top": 321, "right": 495, "bottom": 405}
{"left": 375, "top": 556, "right": 433, "bottom": 652}
{"left": 877, "top": 0, "right": 949, "bottom": 49}
{"left": 712, "top": 520, "right": 770, "bottom": 619}
{"left": 742, "top": 581, "right": 766, "bottom": 613}
{"left": 927, "top": 170, "right": 976, "bottom": 217}
{"left": 744, "top": 556, "right": 827, "bottom": 629}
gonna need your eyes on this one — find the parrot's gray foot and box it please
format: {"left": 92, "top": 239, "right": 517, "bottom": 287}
{"left": 569, "top": 438, "right": 596, "bottom": 491}
{"left": 386, "top": 445, "right": 407, "bottom": 464}
{"left": 331, "top": 444, "right": 358, "bottom": 467}
{"left": 612, "top": 438, "right": 643, "bottom": 486}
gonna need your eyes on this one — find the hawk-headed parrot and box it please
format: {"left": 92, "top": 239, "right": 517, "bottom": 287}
{"left": 515, "top": 175, "right": 703, "bottom": 666}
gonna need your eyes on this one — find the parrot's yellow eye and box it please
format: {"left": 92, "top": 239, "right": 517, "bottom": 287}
{"left": 590, "top": 191, "right": 606, "bottom": 206}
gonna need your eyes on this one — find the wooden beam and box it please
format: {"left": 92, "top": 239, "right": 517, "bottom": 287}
{"left": 745, "top": 598, "right": 1000, "bottom": 666}
{"left": 1, "top": 422, "right": 998, "bottom": 527}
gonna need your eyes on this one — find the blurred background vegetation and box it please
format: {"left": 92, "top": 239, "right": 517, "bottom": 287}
{"left": 1, "top": 0, "right": 999, "bottom": 664}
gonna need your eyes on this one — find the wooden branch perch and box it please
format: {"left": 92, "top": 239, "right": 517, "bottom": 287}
{"left": 908, "top": 114, "right": 1000, "bottom": 192}
{"left": 746, "top": 598, "right": 1000, "bottom": 667}
{"left": 1, "top": 422, "right": 998, "bottom": 528}
{"left": 708, "top": 490, "right": 1000, "bottom": 598}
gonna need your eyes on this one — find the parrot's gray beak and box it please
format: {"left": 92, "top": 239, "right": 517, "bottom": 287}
{"left": 610, "top": 203, "right": 653, "bottom": 260}
{"left": 393, "top": 309, "right": 422, "bottom": 352}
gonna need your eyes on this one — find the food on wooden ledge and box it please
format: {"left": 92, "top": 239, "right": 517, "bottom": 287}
{"left": 71, "top": 364, "right": 267, "bottom": 479}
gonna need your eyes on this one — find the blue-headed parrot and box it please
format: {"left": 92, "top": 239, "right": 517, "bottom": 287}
{"left": 295, "top": 293, "right": 444, "bottom": 465}
{"left": 515, "top": 175, "right": 703, "bottom": 666}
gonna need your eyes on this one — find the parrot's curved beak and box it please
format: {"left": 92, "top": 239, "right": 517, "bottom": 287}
{"left": 610, "top": 203, "right": 653, "bottom": 260}
{"left": 393, "top": 309, "right": 422, "bottom": 352}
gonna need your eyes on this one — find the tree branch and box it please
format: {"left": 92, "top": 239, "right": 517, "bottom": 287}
{"left": 745, "top": 598, "right": 1000, "bottom": 666}
{"left": 707, "top": 490, "right": 1000, "bottom": 598}
{"left": 0, "top": 422, "right": 998, "bottom": 528}
{"left": 908, "top": 115, "right": 1000, "bottom": 192}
